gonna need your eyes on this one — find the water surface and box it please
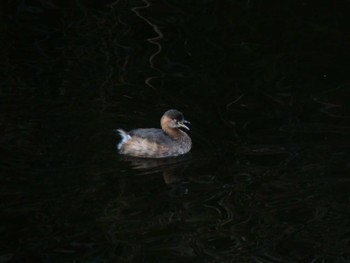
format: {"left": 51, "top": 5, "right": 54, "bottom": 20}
{"left": 1, "top": 1, "right": 350, "bottom": 262}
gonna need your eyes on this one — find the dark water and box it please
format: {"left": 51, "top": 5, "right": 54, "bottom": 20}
{"left": 1, "top": 1, "right": 350, "bottom": 262}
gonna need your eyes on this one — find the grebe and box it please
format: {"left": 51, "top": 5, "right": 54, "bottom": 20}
{"left": 117, "top": 109, "right": 192, "bottom": 158}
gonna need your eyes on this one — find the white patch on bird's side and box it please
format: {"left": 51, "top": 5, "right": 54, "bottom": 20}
{"left": 117, "top": 129, "right": 131, "bottom": 149}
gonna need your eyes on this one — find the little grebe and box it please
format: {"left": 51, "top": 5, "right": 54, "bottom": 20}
{"left": 117, "top": 109, "right": 192, "bottom": 158}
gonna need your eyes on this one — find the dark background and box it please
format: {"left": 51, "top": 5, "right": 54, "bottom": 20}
{"left": 1, "top": 0, "right": 350, "bottom": 262}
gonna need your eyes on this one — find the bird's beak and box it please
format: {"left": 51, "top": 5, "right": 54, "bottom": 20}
{"left": 178, "top": 120, "right": 190, "bottom": 130}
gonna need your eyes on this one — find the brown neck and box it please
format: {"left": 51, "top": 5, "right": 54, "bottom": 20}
{"left": 160, "top": 116, "right": 181, "bottom": 138}
{"left": 164, "top": 126, "right": 182, "bottom": 138}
